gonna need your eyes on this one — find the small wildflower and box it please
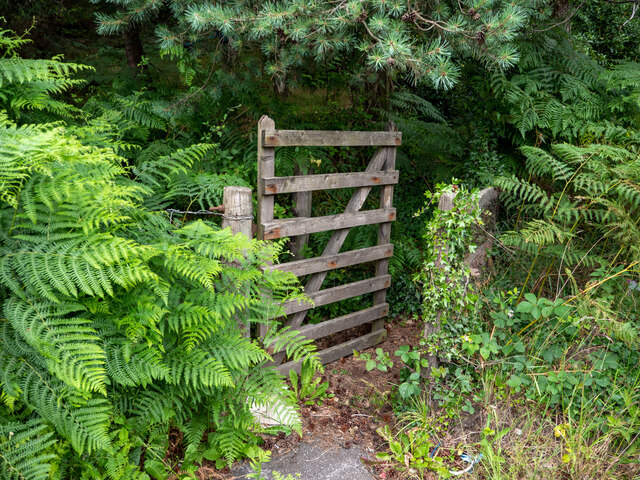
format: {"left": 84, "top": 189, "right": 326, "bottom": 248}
{"left": 507, "top": 309, "right": 514, "bottom": 318}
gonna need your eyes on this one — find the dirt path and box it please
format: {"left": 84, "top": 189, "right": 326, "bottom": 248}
{"left": 211, "top": 317, "right": 423, "bottom": 480}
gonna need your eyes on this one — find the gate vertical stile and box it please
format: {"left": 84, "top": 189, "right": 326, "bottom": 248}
{"left": 372, "top": 123, "right": 397, "bottom": 333}
{"left": 256, "top": 116, "right": 401, "bottom": 373}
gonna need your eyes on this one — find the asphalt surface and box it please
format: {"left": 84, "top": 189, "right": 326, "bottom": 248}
{"left": 231, "top": 440, "right": 376, "bottom": 480}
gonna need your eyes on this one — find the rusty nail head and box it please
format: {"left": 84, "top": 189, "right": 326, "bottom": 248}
{"left": 209, "top": 204, "right": 225, "bottom": 212}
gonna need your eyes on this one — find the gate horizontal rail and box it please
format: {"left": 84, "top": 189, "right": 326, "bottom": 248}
{"left": 262, "top": 208, "right": 396, "bottom": 240}
{"left": 281, "top": 275, "right": 391, "bottom": 316}
{"left": 262, "top": 129, "right": 401, "bottom": 147}
{"left": 262, "top": 244, "right": 394, "bottom": 277}
{"left": 262, "top": 170, "right": 399, "bottom": 194}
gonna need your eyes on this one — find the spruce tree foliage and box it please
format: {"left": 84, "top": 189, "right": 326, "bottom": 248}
{"left": 91, "top": 0, "right": 552, "bottom": 91}
{"left": 0, "top": 30, "right": 318, "bottom": 480}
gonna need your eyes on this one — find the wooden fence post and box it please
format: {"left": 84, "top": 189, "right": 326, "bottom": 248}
{"left": 424, "top": 187, "right": 499, "bottom": 372}
{"left": 222, "top": 186, "right": 253, "bottom": 238}
{"left": 222, "top": 186, "right": 253, "bottom": 338}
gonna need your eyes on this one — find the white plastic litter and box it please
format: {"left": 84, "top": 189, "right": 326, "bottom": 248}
{"left": 250, "top": 397, "right": 298, "bottom": 427}
{"left": 249, "top": 388, "right": 299, "bottom": 428}
{"left": 449, "top": 453, "right": 483, "bottom": 476}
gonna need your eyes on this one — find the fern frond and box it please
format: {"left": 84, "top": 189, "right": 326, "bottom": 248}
{"left": 130, "top": 386, "right": 177, "bottom": 426}
{"left": 165, "top": 172, "right": 250, "bottom": 211}
{"left": 165, "top": 349, "right": 234, "bottom": 389}
{"left": 262, "top": 326, "right": 320, "bottom": 370}
{"left": 0, "top": 419, "right": 56, "bottom": 480}
{"left": 0, "top": 53, "right": 91, "bottom": 118}
{"left": 134, "top": 143, "right": 215, "bottom": 188}
{"left": 104, "top": 340, "right": 170, "bottom": 387}
{"left": 495, "top": 175, "right": 551, "bottom": 208}
{"left": 0, "top": 350, "right": 112, "bottom": 455}
{"left": 182, "top": 410, "right": 209, "bottom": 452}
{"left": 2, "top": 237, "right": 158, "bottom": 301}
{"left": 163, "top": 245, "right": 222, "bottom": 290}
{"left": 389, "top": 91, "right": 445, "bottom": 122}
{"left": 209, "top": 334, "right": 269, "bottom": 371}
{"left": 521, "top": 145, "right": 574, "bottom": 181}
{"left": 4, "top": 298, "right": 107, "bottom": 395}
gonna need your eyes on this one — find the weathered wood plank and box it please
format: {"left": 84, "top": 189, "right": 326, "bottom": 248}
{"left": 263, "top": 130, "right": 402, "bottom": 147}
{"left": 271, "top": 304, "right": 389, "bottom": 353}
{"left": 277, "top": 329, "right": 387, "bottom": 375}
{"left": 262, "top": 208, "right": 396, "bottom": 240}
{"left": 263, "top": 244, "right": 394, "bottom": 277}
{"left": 282, "top": 275, "right": 391, "bottom": 316}
{"left": 257, "top": 116, "right": 276, "bottom": 339}
{"left": 262, "top": 170, "right": 399, "bottom": 195}
{"left": 298, "top": 303, "right": 389, "bottom": 341}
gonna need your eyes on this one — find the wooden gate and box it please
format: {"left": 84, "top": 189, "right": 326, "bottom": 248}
{"left": 256, "top": 116, "right": 401, "bottom": 373}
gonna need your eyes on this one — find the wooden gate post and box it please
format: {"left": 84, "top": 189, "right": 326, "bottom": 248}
{"left": 222, "top": 186, "right": 253, "bottom": 238}
{"left": 424, "top": 187, "right": 499, "bottom": 372}
{"left": 257, "top": 116, "right": 276, "bottom": 339}
{"left": 257, "top": 116, "right": 276, "bottom": 241}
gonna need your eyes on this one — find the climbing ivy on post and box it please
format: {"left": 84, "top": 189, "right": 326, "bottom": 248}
{"left": 418, "top": 181, "right": 483, "bottom": 371}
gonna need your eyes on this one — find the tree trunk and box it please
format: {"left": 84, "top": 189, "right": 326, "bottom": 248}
{"left": 553, "top": 0, "right": 572, "bottom": 32}
{"left": 122, "top": 25, "right": 145, "bottom": 74}
{"left": 553, "top": 0, "right": 570, "bottom": 18}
